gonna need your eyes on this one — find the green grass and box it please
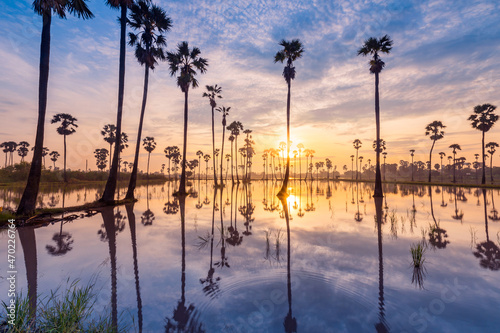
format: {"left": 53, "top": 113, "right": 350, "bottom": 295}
{"left": 0, "top": 279, "right": 128, "bottom": 333}
{"left": 410, "top": 241, "right": 426, "bottom": 268}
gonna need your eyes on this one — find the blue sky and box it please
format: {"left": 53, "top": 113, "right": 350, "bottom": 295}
{"left": 1, "top": 0, "right": 499, "bottom": 172}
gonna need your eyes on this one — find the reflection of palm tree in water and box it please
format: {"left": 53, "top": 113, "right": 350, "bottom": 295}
{"left": 473, "top": 189, "right": 500, "bottom": 270}
{"left": 428, "top": 187, "right": 450, "bottom": 249}
{"left": 297, "top": 181, "right": 304, "bottom": 217}
{"left": 126, "top": 203, "right": 143, "bottom": 332}
{"left": 278, "top": 197, "right": 297, "bottom": 333}
{"left": 240, "top": 183, "right": 255, "bottom": 236}
{"left": 227, "top": 183, "right": 242, "bottom": 247}
{"left": 451, "top": 188, "right": 464, "bottom": 222}
{"left": 440, "top": 186, "right": 447, "bottom": 208}
{"left": 47, "top": 186, "right": 73, "bottom": 255}
{"left": 165, "top": 195, "right": 206, "bottom": 332}
{"left": 98, "top": 207, "right": 126, "bottom": 241}
{"left": 19, "top": 226, "right": 38, "bottom": 324}
{"left": 354, "top": 185, "right": 363, "bottom": 222}
{"left": 305, "top": 180, "right": 315, "bottom": 212}
{"left": 374, "top": 197, "right": 389, "bottom": 332}
{"left": 200, "top": 188, "right": 221, "bottom": 299}
{"left": 141, "top": 184, "right": 155, "bottom": 226}
{"left": 488, "top": 190, "right": 500, "bottom": 222}
{"left": 164, "top": 183, "right": 180, "bottom": 215}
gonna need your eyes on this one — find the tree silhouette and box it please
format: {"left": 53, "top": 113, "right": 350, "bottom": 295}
{"left": 196, "top": 150, "right": 204, "bottom": 181}
{"left": 46, "top": 222, "right": 73, "bottom": 256}
{"left": 165, "top": 146, "right": 180, "bottom": 180}
{"left": 217, "top": 106, "right": 230, "bottom": 187}
{"left": 353, "top": 139, "right": 362, "bottom": 181}
{"left": 126, "top": 1, "right": 171, "bottom": 199}
{"left": 227, "top": 121, "right": 244, "bottom": 183}
{"left": 94, "top": 148, "right": 109, "bottom": 171}
{"left": 439, "top": 152, "right": 446, "bottom": 182}
{"left": 142, "top": 136, "right": 156, "bottom": 177}
{"left": 474, "top": 189, "right": 500, "bottom": 270}
{"left": 0, "top": 142, "right": 8, "bottom": 167}
{"left": 101, "top": 124, "right": 117, "bottom": 167}
{"left": 425, "top": 121, "right": 445, "bottom": 182}
{"left": 101, "top": 0, "right": 135, "bottom": 203}
{"left": 167, "top": 41, "right": 208, "bottom": 196}
{"left": 358, "top": 35, "right": 393, "bottom": 197}
{"left": 203, "top": 85, "right": 222, "bottom": 187}
{"left": 486, "top": 142, "right": 498, "bottom": 184}
{"left": 449, "top": 144, "right": 461, "bottom": 183}
{"left": 275, "top": 39, "right": 304, "bottom": 198}
{"left": 410, "top": 149, "right": 415, "bottom": 181}
{"left": 17, "top": 0, "right": 93, "bottom": 215}
{"left": 51, "top": 113, "right": 78, "bottom": 182}
{"left": 468, "top": 104, "right": 498, "bottom": 185}
{"left": 17, "top": 141, "right": 30, "bottom": 163}
{"left": 49, "top": 151, "right": 60, "bottom": 169}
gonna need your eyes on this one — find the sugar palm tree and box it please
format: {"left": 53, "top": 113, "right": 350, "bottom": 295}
{"left": 227, "top": 121, "right": 244, "bottom": 183}
{"left": 17, "top": 141, "right": 30, "bottom": 163}
{"left": 486, "top": 142, "right": 499, "bottom": 183}
{"left": 167, "top": 41, "right": 208, "bottom": 195}
{"left": 217, "top": 106, "right": 230, "bottom": 187}
{"left": 425, "top": 120, "right": 446, "bottom": 182}
{"left": 31, "top": 146, "right": 49, "bottom": 168}
{"left": 164, "top": 146, "right": 180, "bottom": 180}
{"left": 358, "top": 34, "right": 393, "bottom": 197}
{"left": 51, "top": 113, "right": 78, "bottom": 182}
{"left": 126, "top": 1, "right": 171, "bottom": 199}
{"left": 353, "top": 139, "right": 362, "bottom": 181}
{"left": 49, "top": 151, "right": 60, "bottom": 169}
{"left": 142, "top": 136, "right": 156, "bottom": 177}
{"left": 196, "top": 150, "right": 204, "bottom": 181}
{"left": 0, "top": 142, "right": 8, "bottom": 167}
{"left": 204, "top": 154, "right": 211, "bottom": 181}
{"left": 101, "top": 124, "right": 117, "bottom": 167}
{"left": 449, "top": 144, "right": 461, "bottom": 183}
{"left": 439, "top": 152, "right": 446, "bottom": 182}
{"left": 297, "top": 143, "right": 304, "bottom": 181}
{"left": 18, "top": 0, "right": 93, "bottom": 215}
{"left": 101, "top": 0, "right": 135, "bottom": 203}
{"left": 203, "top": 85, "right": 222, "bottom": 187}
{"left": 410, "top": 149, "right": 415, "bottom": 181}
{"left": 274, "top": 39, "right": 304, "bottom": 197}
{"left": 468, "top": 104, "right": 498, "bottom": 185}
{"left": 6, "top": 142, "right": 18, "bottom": 166}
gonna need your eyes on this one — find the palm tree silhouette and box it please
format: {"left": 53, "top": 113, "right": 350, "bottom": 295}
{"left": 468, "top": 104, "right": 498, "bottom": 185}
{"left": 353, "top": 139, "right": 362, "bottom": 181}
{"left": 439, "top": 152, "right": 446, "bottom": 182}
{"left": 449, "top": 144, "right": 461, "bottom": 183}
{"left": 101, "top": 124, "right": 117, "bottom": 167}
{"left": 51, "top": 113, "right": 78, "bottom": 182}
{"left": 94, "top": 148, "right": 110, "bottom": 171}
{"left": 165, "top": 146, "right": 180, "bottom": 181}
{"left": 374, "top": 197, "right": 389, "bottom": 332}
{"left": 429, "top": 186, "right": 450, "bottom": 249}
{"left": 203, "top": 85, "right": 223, "bottom": 187}
{"left": 217, "top": 106, "right": 230, "bottom": 187}
{"left": 5, "top": 141, "right": 18, "bottom": 166}
{"left": 196, "top": 150, "right": 204, "bottom": 181}
{"left": 486, "top": 142, "right": 498, "bottom": 184}
{"left": 167, "top": 41, "right": 208, "bottom": 196}
{"left": 409, "top": 149, "right": 415, "bottom": 181}
{"left": 382, "top": 152, "right": 388, "bottom": 181}
{"left": 17, "top": 141, "right": 30, "bottom": 163}
{"left": 204, "top": 154, "right": 211, "bottom": 182}
{"left": 142, "top": 136, "right": 156, "bottom": 178}
{"left": 275, "top": 39, "right": 304, "bottom": 198}
{"left": 358, "top": 35, "right": 393, "bottom": 198}
{"left": 227, "top": 121, "right": 244, "bottom": 183}
{"left": 101, "top": 0, "right": 135, "bottom": 203}
{"left": 49, "top": 150, "right": 60, "bottom": 169}
{"left": 30, "top": 146, "right": 49, "bottom": 169}
{"left": 141, "top": 185, "right": 155, "bottom": 226}
{"left": 126, "top": 2, "right": 171, "bottom": 199}
{"left": 474, "top": 189, "right": 500, "bottom": 270}
{"left": 296, "top": 143, "right": 304, "bottom": 181}
{"left": 425, "top": 121, "right": 445, "bottom": 182}
{"left": 0, "top": 142, "right": 8, "bottom": 167}
{"left": 17, "top": 0, "right": 92, "bottom": 215}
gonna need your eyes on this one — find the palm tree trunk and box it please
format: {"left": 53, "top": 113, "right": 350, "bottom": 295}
{"left": 355, "top": 149, "right": 359, "bottom": 181}
{"left": 63, "top": 134, "right": 67, "bottom": 182}
{"left": 428, "top": 140, "right": 435, "bottom": 182}
{"left": 235, "top": 136, "right": 240, "bottom": 183}
{"left": 490, "top": 152, "right": 494, "bottom": 184}
{"left": 453, "top": 152, "right": 456, "bottom": 183}
{"left": 211, "top": 106, "right": 218, "bottom": 187}
{"left": 178, "top": 89, "right": 189, "bottom": 195}
{"left": 102, "top": 4, "right": 127, "bottom": 202}
{"left": 482, "top": 132, "right": 486, "bottom": 185}
{"left": 220, "top": 119, "right": 226, "bottom": 188}
{"left": 126, "top": 64, "right": 149, "bottom": 199}
{"left": 373, "top": 71, "right": 383, "bottom": 197}
{"left": 279, "top": 81, "right": 291, "bottom": 196}
{"left": 17, "top": 12, "right": 51, "bottom": 215}
{"left": 230, "top": 141, "right": 234, "bottom": 183}
{"left": 147, "top": 152, "right": 150, "bottom": 179}
{"left": 109, "top": 142, "right": 112, "bottom": 171}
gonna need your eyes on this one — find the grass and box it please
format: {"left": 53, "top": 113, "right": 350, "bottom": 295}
{"left": 410, "top": 241, "right": 426, "bottom": 268}
{"left": 0, "top": 279, "right": 128, "bottom": 332}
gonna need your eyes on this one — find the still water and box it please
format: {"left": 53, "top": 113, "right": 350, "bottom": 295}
{"left": 1, "top": 180, "right": 500, "bottom": 332}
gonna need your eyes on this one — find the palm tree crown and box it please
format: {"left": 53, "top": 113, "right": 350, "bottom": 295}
{"left": 468, "top": 104, "right": 498, "bottom": 133}
{"left": 34, "top": 0, "right": 93, "bottom": 19}
{"left": 357, "top": 35, "right": 393, "bottom": 74}
{"left": 51, "top": 113, "right": 78, "bottom": 135}
{"left": 274, "top": 39, "right": 304, "bottom": 84}
{"left": 167, "top": 41, "right": 208, "bottom": 93}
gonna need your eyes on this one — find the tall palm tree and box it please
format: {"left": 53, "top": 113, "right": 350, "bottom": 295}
{"left": 196, "top": 150, "right": 204, "bottom": 181}
{"left": 101, "top": 0, "right": 135, "bottom": 203}
{"left": 17, "top": 0, "right": 92, "bottom": 215}
{"left": 164, "top": 146, "right": 179, "bottom": 181}
{"left": 49, "top": 151, "right": 60, "bottom": 169}
{"left": 486, "top": 142, "right": 499, "bottom": 183}
{"left": 468, "top": 104, "right": 499, "bottom": 185}
{"left": 51, "top": 113, "right": 78, "bottom": 182}
{"left": 0, "top": 142, "right": 8, "bottom": 167}
{"left": 358, "top": 34, "right": 393, "bottom": 198}
{"left": 126, "top": 1, "right": 171, "bottom": 199}
{"left": 228, "top": 135, "right": 235, "bottom": 182}
{"left": 297, "top": 143, "right": 304, "bottom": 181}
{"left": 17, "top": 141, "right": 30, "bottom": 163}
{"left": 101, "top": 124, "right": 117, "bottom": 167}
{"left": 439, "top": 152, "right": 446, "bottom": 182}
{"left": 350, "top": 154, "right": 355, "bottom": 180}
{"left": 227, "top": 121, "right": 243, "bottom": 183}
{"left": 353, "top": 139, "right": 362, "bottom": 181}
{"left": 203, "top": 84, "right": 222, "bottom": 187}
{"left": 167, "top": 41, "right": 208, "bottom": 196}
{"left": 425, "top": 120, "right": 446, "bottom": 182}
{"left": 217, "top": 106, "right": 230, "bottom": 188}
{"left": 142, "top": 136, "right": 156, "bottom": 177}
{"left": 274, "top": 39, "right": 304, "bottom": 197}
{"left": 6, "top": 142, "right": 18, "bottom": 166}
{"left": 449, "top": 144, "right": 461, "bottom": 183}
{"left": 204, "top": 154, "right": 211, "bottom": 181}
{"left": 410, "top": 149, "right": 415, "bottom": 181}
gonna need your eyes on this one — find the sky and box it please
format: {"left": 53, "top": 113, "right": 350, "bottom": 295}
{"left": 0, "top": 0, "right": 499, "bottom": 173}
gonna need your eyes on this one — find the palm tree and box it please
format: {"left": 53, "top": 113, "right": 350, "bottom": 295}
{"left": 204, "top": 154, "right": 211, "bottom": 181}
{"left": 101, "top": 124, "right": 117, "bottom": 167}
{"left": 439, "top": 152, "right": 446, "bottom": 182}
{"left": 167, "top": 42, "right": 208, "bottom": 195}
{"left": 49, "top": 151, "right": 60, "bottom": 169}
{"left": 382, "top": 151, "right": 388, "bottom": 181}
{"left": 17, "top": 0, "right": 93, "bottom": 215}
{"left": 51, "top": 113, "right": 78, "bottom": 182}
{"left": 142, "top": 136, "right": 156, "bottom": 177}
{"left": 228, "top": 135, "right": 235, "bottom": 182}
{"left": 217, "top": 106, "right": 230, "bottom": 187}
{"left": 17, "top": 141, "right": 30, "bottom": 163}
{"left": 353, "top": 139, "right": 362, "bottom": 181}
{"left": 274, "top": 39, "right": 304, "bottom": 197}
{"left": 0, "top": 142, "right": 8, "bottom": 167}
{"left": 164, "top": 146, "right": 180, "bottom": 181}
{"left": 410, "top": 149, "right": 415, "bottom": 181}
{"left": 325, "top": 158, "right": 332, "bottom": 180}
{"left": 101, "top": 0, "right": 135, "bottom": 203}
{"left": 6, "top": 142, "right": 18, "bottom": 166}
{"left": 350, "top": 154, "right": 355, "bottom": 180}
{"left": 486, "top": 142, "right": 499, "bottom": 183}
{"left": 227, "top": 121, "right": 244, "bottom": 183}
{"left": 203, "top": 85, "right": 222, "bottom": 187}
{"left": 449, "top": 144, "right": 461, "bottom": 183}
{"left": 95, "top": 148, "right": 109, "bottom": 171}
{"left": 468, "top": 104, "right": 498, "bottom": 185}
{"left": 126, "top": 1, "right": 171, "bottom": 199}
{"left": 225, "top": 153, "right": 231, "bottom": 180}
{"left": 425, "top": 120, "right": 446, "bottom": 182}
{"left": 358, "top": 34, "right": 393, "bottom": 197}
{"left": 31, "top": 146, "right": 49, "bottom": 168}
{"left": 196, "top": 150, "right": 204, "bottom": 181}
{"left": 297, "top": 143, "right": 304, "bottom": 181}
